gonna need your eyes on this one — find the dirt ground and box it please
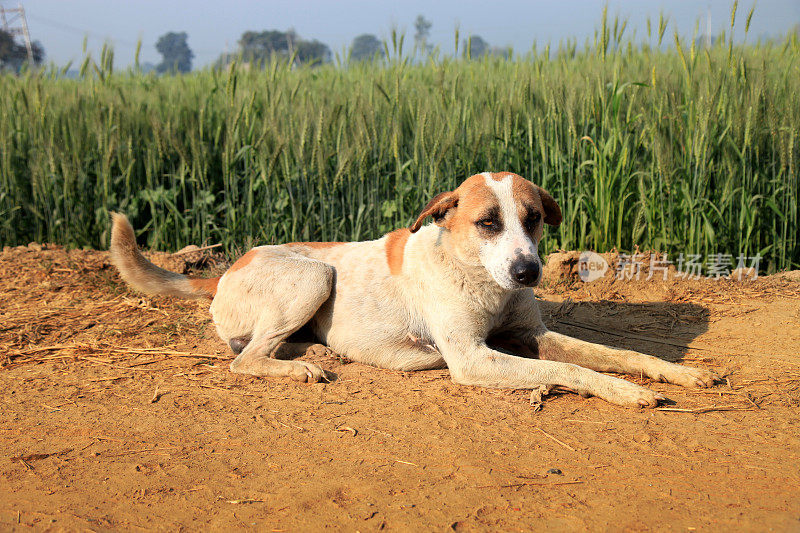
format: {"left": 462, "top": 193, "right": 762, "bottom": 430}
{"left": 1, "top": 244, "right": 799, "bottom": 532}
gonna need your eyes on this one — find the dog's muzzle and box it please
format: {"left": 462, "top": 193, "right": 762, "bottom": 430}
{"left": 510, "top": 258, "right": 541, "bottom": 287}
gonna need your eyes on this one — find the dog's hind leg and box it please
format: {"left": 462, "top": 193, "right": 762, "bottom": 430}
{"left": 231, "top": 336, "right": 328, "bottom": 382}
{"left": 228, "top": 339, "right": 326, "bottom": 361}
{"left": 213, "top": 248, "right": 335, "bottom": 382}
{"left": 270, "top": 342, "right": 342, "bottom": 361}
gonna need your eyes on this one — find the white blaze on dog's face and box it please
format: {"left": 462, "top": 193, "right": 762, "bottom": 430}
{"left": 477, "top": 173, "right": 544, "bottom": 289}
{"left": 410, "top": 172, "right": 562, "bottom": 290}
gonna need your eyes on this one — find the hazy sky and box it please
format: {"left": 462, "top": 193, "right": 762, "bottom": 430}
{"left": 12, "top": 0, "right": 800, "bottom": 68}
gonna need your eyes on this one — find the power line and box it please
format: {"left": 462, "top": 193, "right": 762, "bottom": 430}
{"left": 26, "top": 12, "right": 221, "bottom": 55}
{"left": 26, "top": 13, "right": 142, "bottom": 48}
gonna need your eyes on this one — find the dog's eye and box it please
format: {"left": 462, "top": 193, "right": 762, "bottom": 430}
{"left": 476, "top": 218, "right": 501, "bottom": 233}
{"left": 525, "top": 212, "right": 541, "bottom": 230}
{"left": 477, "top": 218, "right": 500, "bottom": 230}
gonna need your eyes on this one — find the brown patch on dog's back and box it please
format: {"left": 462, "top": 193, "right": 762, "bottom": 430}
{"left": 228, "top": 249, "right": 259, "bottom": 274}
{"left": 385, "top": 229, "right": 411, "bottom": 275}
{"left": 188, "top": 276, "right": 220, "bottom": 298}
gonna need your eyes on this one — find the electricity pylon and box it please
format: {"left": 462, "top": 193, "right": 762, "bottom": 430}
{"left": 0, "top": 2, "right": 34, "bottom": 63}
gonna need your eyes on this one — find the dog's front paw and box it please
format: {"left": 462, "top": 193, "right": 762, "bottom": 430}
{"left": 658, "top": 364, "right": 719, "bottom": 388}
{"left": 591, "top": 377, "right": 666, "bottom": 408}
{"left": 612, "top": 386, "right": 665, "bottom": 408}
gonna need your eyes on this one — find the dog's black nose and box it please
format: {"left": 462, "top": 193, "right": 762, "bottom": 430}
{"left": 511, "top": 260, "right": 540, "bottom": 286}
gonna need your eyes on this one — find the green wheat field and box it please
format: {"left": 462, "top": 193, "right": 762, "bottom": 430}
{"left": 1, "top": 10, "right": 798, "bottom": 271}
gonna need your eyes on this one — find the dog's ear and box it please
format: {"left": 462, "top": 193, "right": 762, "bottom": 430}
{"left": 409, "top": 191, "right": 459, "bottom": 233}
{"left": 537, "top": 186, "right": 562, "bottom": 226}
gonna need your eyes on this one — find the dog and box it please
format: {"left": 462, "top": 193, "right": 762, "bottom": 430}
{"left": 110, "top": 171, "right": 718, "bottom": 407}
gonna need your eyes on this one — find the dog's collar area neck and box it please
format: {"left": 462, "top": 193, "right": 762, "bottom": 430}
{"left": 428, "top": 226, "right": 516, "bottom": 297}
{"left": 444, "top": 250, "right": 513, "bottom": 298}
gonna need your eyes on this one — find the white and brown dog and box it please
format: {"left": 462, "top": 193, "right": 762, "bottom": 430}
{"left": 110, "top": 172, "right": 718, "bottom": 407}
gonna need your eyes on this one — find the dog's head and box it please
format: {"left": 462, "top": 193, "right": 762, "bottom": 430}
{"left": 410, "top": 172, "right": 561, "bottom": 290}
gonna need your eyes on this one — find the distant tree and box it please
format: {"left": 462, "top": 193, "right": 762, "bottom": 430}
{"left": 0, "top": 30, "right": 17, "bottom": 67}
{"left": 414, "top": 15, "right": 433, "bottom": 54}
{"left": 463, "top": 35, "right": 488, "bottom": 59}
{"left": 156, "top": 32, "right": 193, "bottom": 73}
{"left": 350, "top": 34, "right": 384, "bottom": 61}
{"left": 223, "top": 29, "right": 330, "bottom": 67}
{"left": 239, "top": 30, "right": 291, "bottom": 63}
{"left": 30, "top": 41, "right": 44, "bottom": 64}
{"left": 0, "top": 29, "right": 44, "bottom": 71}
{"left": 294, "top": 39, "right": 331, "bottom": 65}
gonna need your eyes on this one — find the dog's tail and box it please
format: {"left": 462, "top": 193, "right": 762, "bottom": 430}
{"left": 109, "top": 213, "right": 219, "bottom": 300}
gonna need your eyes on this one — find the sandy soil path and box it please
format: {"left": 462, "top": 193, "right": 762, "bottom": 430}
{"left": 2, "top": 245, "right": 799, "bottom": 531}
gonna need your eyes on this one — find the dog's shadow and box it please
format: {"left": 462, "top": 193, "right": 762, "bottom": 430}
{"left": 486, "top": 299, "right": 712, "bottom": 405}
{"left": 537, "top": 298, "right": 711, "bottom": 365}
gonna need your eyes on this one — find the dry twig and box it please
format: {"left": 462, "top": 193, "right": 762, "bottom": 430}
{"left": 655, "top": 405, "right": 756, "bottom": 414}
{"left": 172, "top": 243, "right": 222, "bottom": 256}
{"left": 536, "top": 427, "right": 576, "bottom": 452}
